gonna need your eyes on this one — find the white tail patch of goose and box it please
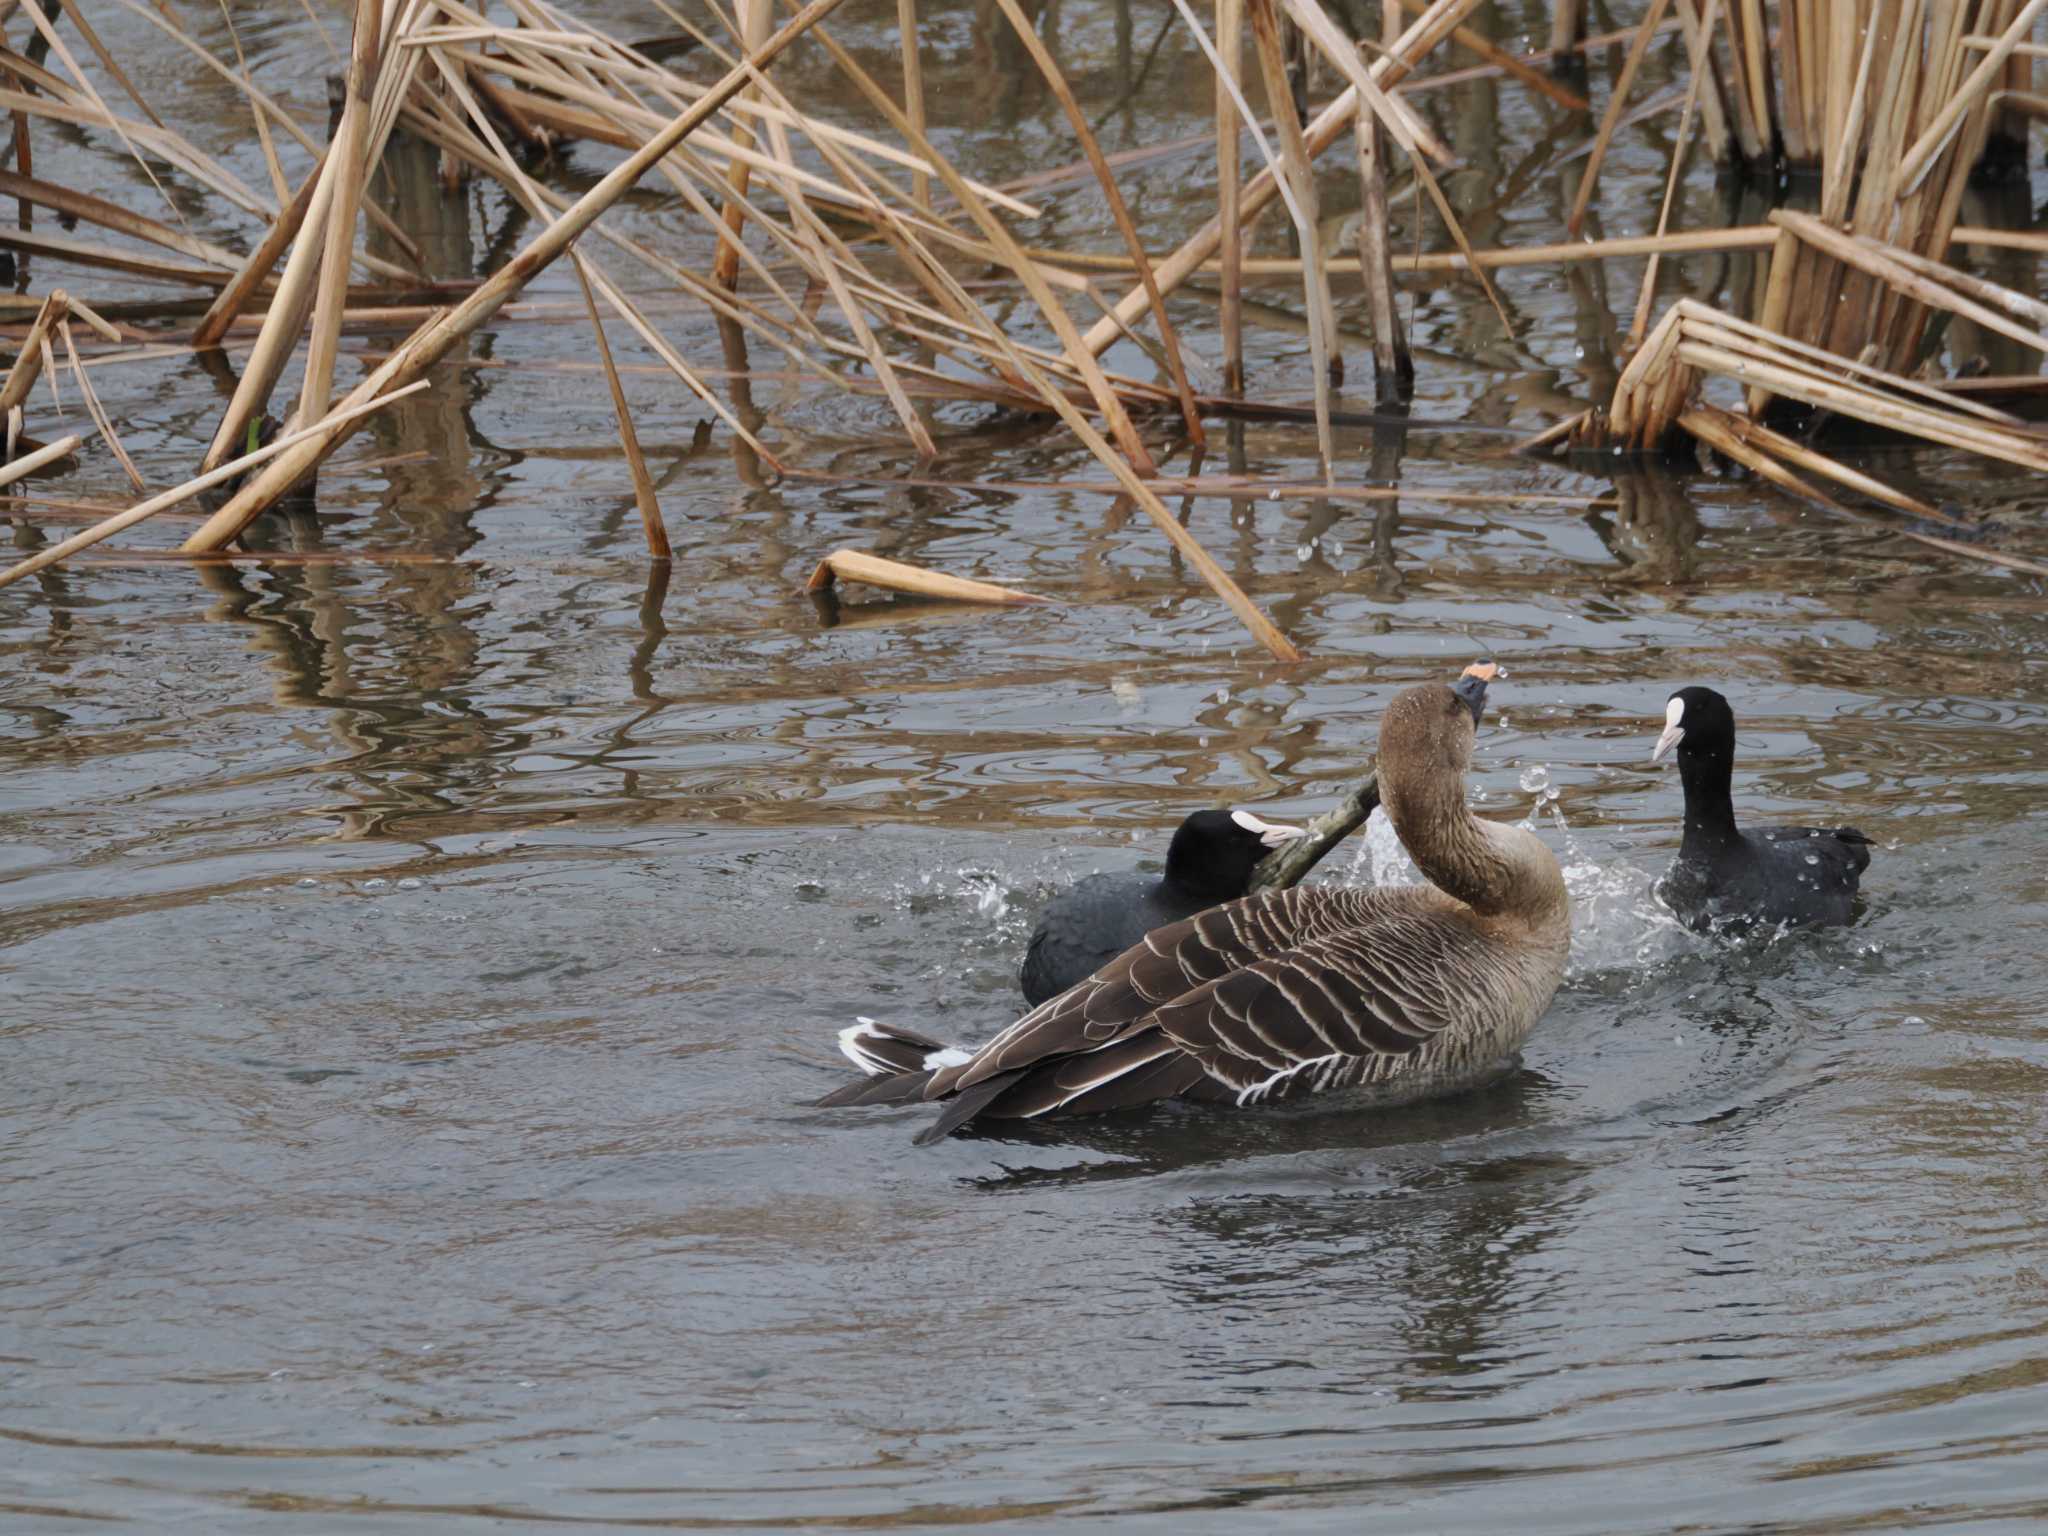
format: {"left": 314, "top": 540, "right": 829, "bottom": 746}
{"left": 1652, "top": 697, "right": 1687, "bottom": 764}
{"left": 1231, "top": 809, "right": 1305, "bottom": 847}
{"left": 922, "top": 1046, "right": 973, "bottom": 1071}
{"left": 838, "top": 1019, "right": 894, "bottom": 1076}
{"left": 839, "top": 1024, "right": 897, "bottom": 1081}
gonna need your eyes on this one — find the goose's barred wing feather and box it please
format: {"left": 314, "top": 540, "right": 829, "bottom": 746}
{"left": 1151, "top": 914, "right": 1476, "bottom": 1097}
{"left": 931, "top": 887, "right": 1391, "bottom": 1096}
{"left": 928, "top": 885, "right": 1489, "bottom": 1118}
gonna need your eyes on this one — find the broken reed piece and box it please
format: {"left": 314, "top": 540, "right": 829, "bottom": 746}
{"left": 1245, "top": 766, "right": 1381, "bottom": 895}
{"left": 0, "top": 432, "right": 79, "bottom": 490}
{"left": 804, "top": 549, "right": 1050, "bottom": 607}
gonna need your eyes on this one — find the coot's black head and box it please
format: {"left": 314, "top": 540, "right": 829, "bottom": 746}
{"left": 1164, "top": 808, "right": 1303, "bottom": 900}
{"left": 1652, "top": 685, "right": 1736, "bottom": 765}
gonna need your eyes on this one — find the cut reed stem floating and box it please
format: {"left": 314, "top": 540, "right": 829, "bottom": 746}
{"left": 804, "top": 548, "right": 1050, "bottom": 606}
{"left": 0, "top": 432, "right": 80, "bottom": 489}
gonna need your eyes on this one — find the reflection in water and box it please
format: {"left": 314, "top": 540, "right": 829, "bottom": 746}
{"left": 1591, "top": 468, "right": 1702, "bottom": 585}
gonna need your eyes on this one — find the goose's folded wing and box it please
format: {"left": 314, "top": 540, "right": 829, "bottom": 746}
{"left": 929, "top": 887, "right": 1422, "bottom": 1097}
{"left": 1149, "top": 919, "right": 1478, "bottom": 1103}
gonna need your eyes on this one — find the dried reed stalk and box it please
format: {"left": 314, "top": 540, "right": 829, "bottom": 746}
{"left": 1245, "top": 0, "right": 1337, "bottom": 477}
{"left": 571, "top": 260, "right": 672, "bottom": 559}
{"left": 1215, "top": 0, "right": 1244, "bottom": 396}
{"left": 0, "top": 291, "right": 67, "bottom": 418}
{"left": 799, "top": 16, "right": 1298, "bottom": 659}
{"left": 60, "top": 317, "right": 142, "bottom": 492}
{"left": 1551, "top": 0, "right": 1587, "bottom": 57}
{"left": 753, "top": 89, "right": 937, "bottom": 457}
{"left": 413, "top": 33, "right": 796, "bottom": 468}
{"left": 709, "top": 0, "right": 770, "bottom": 290}
{"left": 1353, "top": 115, "right": 1410, "bottom": 403}
{"left": 1275, "top": 0, "right": 1512, "bottom": 330}
{"left": 795, "top": 14, "right": 1160, "bottom": 474}
{"left": 1613, "top": 296, "right": 2048, "bottom": 471}
{"left": 1683, "top": 404, "right": 1947, "bottom": 522}
{"left": 805, "top": 549, "right": 1049, "bottom": 605}
{"left": 1775, "top": 208, "right": 2048, "bottom": 361}
{"left": 1665, "top": 2, "right": 1732, "bottom": 162}
{"left": 299, "top": 0, "right": 383, "bottom": 428}
{"left": 0, "top": 171, "right": 243, "bottom": 270}
{"left": 1567, "top": 0, "right": 1672, "bottom": 238}
{"left": 1627, "top": 0, "right": 1719, "bottom": 350}
{"left": 1385, "top": 0, "right": 1589, "bottom": 111}
{"left": 895, "top": 0, "right": 927, "bottom": 211}
{"left": 1895, "top": 0, "right": 2048, "bottom": 196}
{"left": 197, "top": 153, "right": 337, "bottom": 472}
{"left": 0, "top": 433, "right": 79, "bottom": 489}
{"left": 191, "top": 155, "right": 325, "bottom": 350}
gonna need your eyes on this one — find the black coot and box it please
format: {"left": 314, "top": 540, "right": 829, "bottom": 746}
{"left": 1652, "top": 686, "right": 1873, "bottom": 933}
{"left": 1018, "top": 808, "right": 1302, "bottom": 1006}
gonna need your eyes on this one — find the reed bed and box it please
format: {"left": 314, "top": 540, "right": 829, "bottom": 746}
{"left": 0, "top": 1, "right": 2045, "bottom": 643}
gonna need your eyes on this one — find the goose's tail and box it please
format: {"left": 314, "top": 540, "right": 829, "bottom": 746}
{"left": 814, "top": 1018, "right": 974, "bottom": 1108}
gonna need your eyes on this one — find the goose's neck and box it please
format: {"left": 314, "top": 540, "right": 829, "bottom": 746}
{"left": 1384, "top": 779, "right": 1566, "bottom": 927}
{"left": 1676, "top": 745, "right": 1739, "bottom": 855}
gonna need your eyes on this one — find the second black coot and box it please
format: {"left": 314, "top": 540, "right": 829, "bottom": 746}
{"left": 1652, "top": 685, "right": 1873, "bottom": 933}
{"left": 1019, "top": 808, "right": 1303, "bottom": 1006}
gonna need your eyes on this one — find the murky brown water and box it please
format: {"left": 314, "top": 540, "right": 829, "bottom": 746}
{"left": 5, "top": 3, "right": 2048, "bottom": 1530}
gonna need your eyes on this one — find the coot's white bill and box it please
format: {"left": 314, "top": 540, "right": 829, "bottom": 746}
{"left": 1651, "top": 695, "right": 1686, "bottom": 763}
{"left": 1230, "top": 809, "right": 1305, "bottom": 847}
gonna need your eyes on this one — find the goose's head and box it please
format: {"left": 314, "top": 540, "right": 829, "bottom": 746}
{"left": 1379, "top": 661, "right": 1496, "bottom": 788}
{"left": 1166, "top": 807, "right": 1304, "bottom": 898}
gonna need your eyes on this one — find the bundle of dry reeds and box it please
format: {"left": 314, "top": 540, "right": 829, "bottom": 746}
{"left": 1531, "top": 1, "right": 2048, "bottom": 570}
{"left": 3, "top": 0, "right": 1533, "bottom": 657}
{"left": 0, "top": 0, "right": 2043, "bottom": 634}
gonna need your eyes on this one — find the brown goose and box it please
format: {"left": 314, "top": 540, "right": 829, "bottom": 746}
{"left": 818, "top": 664, "right": 1570, "bottom": 1143}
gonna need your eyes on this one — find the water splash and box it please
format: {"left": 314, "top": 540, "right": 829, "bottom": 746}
{"left": 1342, "top": 792, "right": 1689, "bottom": 982}
{"left": 1346, "top": 807, "right": 1421, "bottom": 888}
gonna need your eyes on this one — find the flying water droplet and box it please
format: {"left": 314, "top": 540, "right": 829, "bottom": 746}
{"left": 1519, "top": 765, "right": 1550, "bottom": 794}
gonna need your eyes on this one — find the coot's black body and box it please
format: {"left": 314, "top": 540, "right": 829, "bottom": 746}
{"left": 1652, "top": 686, "right": 1873, "bottom": 933}
{"left": 1019, "top": 808, "right": 1300, "bottom": 1006}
